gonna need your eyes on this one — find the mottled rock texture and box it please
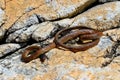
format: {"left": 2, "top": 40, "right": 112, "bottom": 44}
{"left": 99, "top": 0, "right": 119, "bottom": 3}
{"left": 71, "top": 1, "right": 120, "bottom": 30}
{"left": 0, "top": 1, "right": 120, "bottom": 80}
{"left": 0, "top": 43, "right": 21, "bottom": 57}
{"left": 4, "top": 0, "right": 96, "bottom": 29}
{"left": 0, "top": 0, "right": 5, "bottom": 9}
{"left": 0, "top": 7, "right": 5, "bottom": 38}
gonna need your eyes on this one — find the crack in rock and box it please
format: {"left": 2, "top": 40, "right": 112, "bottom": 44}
{"left": 6, "top": 24, "right": 39, "bottom": 43}
{"left": 102, "top": 40, "right": 120, "bottom": 67}
{"left": 1, "top": 1, "right": 120, "bottom": 79}
{"left": 0, "top": 43, "right": 21, "bottom": 58}
{"left": 7, "top": 14, "right": 40, "bottom": 34}
{"left": 104, "top": 27, "right": 120, "bottom": 41}
{"left": 32, "top": 22, "right": 59, "bottom": 42}
{"left": 6, "top": 21, "right": 61, "bottom": 43}
{"left": 71, "top": 1, "right": 120, "bottom": 30}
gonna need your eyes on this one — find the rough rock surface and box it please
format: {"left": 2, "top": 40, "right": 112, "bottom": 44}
{"left": 0, "top": 1, "right": 120, "bottom": 80}
{"left": 71, "top": 1, "right": 120, "bottom": 30}
{"left": 32, "top": 22, "right": 57, "bottom": 42}
{"left": 3, "top": 0, "right": 96, "bottom": 29}
{"left": 99, "top": 0, "right": 119, "bottom": 3}
{"left": 7, "top": 1, "right": 120, "bottom": 42}
{"left": 0, "top": 8, "right": 5, "bottom": 26}
{"left": 0, "top": 7, "right": 5, "bottom": 40}
{"left": 0, "top": 43, "right": 21, "bottom": 57}
{"left": 0, "top": 0, "right": 5, "bottom": 9}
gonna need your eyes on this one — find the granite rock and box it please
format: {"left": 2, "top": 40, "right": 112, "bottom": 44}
{"left": 71, "top": 1, "right": 120, "bottom": 30}
{"left": 0, "top": 8, "right": 5, "bottom": 27}
{"left": 104, "top": 28, "right": 120, "bottom": 41}
{"left": 0, "top": 27, "right": 6, "bottom": 41}
{"left": 0, "top": 7, "right": 5, "bottom": 40}
{"left": 6, "top": 22, "right": 59, "bottom": 42}
{"left": 32, "top": 22, "right": 57, "bottom": 42}
{"left": 0, "top": 1, "right": 120, "bottom": 80}
{"left": 0, "top": 43, "right": 21, "bottom": 57}
{"left": 5, "top": 0, "right": 96, "bottom": 42}
{"left": 6, "top": 23, "right": 39, "bottom": 42}
{"left": 99, "top": 0, "right": 119, "bottom": 3}
{"left": 3, "top": 0, "right": 96, "bottom": 30}
{"left": 7, "top": 14, "right": 40, "bottom": 34}
{"left": 0, "top": 0, "right": 5, "bottom": 9}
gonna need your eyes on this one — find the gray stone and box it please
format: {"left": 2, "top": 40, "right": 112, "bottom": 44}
{"left": 54, "top": 18, "right": 74, "bottom": 28}
{"left": 99, "top": 0, "right": 119, "bottom": 3}
{"left": 8, "top": 14, "right": 40, "bottom": 34}
{"left": 6, "top": 24, "right": 39, "bottom": 42}
{"left": 32, "top": 22, "right": 57, "bottom": 42}
{"left": 71, "top": 1, "right": 120, "bottom": 30}
{"left": 88, "top": 36, "right": 114, "bottom": 57}
{"left": 0, "top": 8, "right": 5, "bottom": 40}
{"left": 0, "top": 43, "right": 21, "bottom": 57}
{"left": 0, "top": 8, "right": 5, "bottom": 26}
{"left": 0, "top": 27, "right": 6, "bottom": 41}
{"left": 1, "top": 1, "right": 120, "bottom": 80}
{"left": 104, "top": 28, "right": 120, "bottom": 41}
{"left": 6, "top": 22, "right": 58, "bottom": 42}
{"left": 35, "top": 0, "right": 96, "bottom": 20}
{"left": 116, "top": 45, "right": 120, "bottom": 56}
{"left": 6, "top": 27, "right": 27, "bottom": 42}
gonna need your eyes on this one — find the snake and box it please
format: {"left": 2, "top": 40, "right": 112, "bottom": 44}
{"left": 21, "top": 26, "right": 103, "bottom": 63}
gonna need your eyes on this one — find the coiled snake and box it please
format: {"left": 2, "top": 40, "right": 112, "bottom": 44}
{"left": 21, "top": 26, "right": 103, "bottom": 63}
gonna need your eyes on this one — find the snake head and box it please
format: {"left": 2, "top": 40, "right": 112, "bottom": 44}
{"left": 21, "top": 46, "right": 41, "bottom": 63}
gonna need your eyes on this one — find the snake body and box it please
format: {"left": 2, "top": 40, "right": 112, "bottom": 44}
{"left": 22, "top": 26, "right": 103, "bottom": 62}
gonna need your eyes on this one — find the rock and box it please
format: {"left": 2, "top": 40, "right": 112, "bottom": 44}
{"left": 112, "top": 45, "right": 120, "bottom": 64}
{"left": 61, "top": 64, "right": 120, "bottom": 80}
{"left": 0, "top": 55, "right": 120, "bottom": 80}
{"left": 0, "top": 1, "right": 120, "bottom": 80}
{"left": 113, "top": 56, "right": 120, "bottom": 64}
{"left": 0, "top": 8, "right": 6, "bottom": 41}
{"left": 7, "top": 14, "right": 40, "bottom": 34}
{"left": 5, "top": 0, "right": 97, "bottom": 43}
{"left": 0, "top": 8, "right": 5, "bottom": 27}
{"left": 87, "top": 36, "right": 114, "bottom": 57}
{"left": 0, "top": 27, "right": 6, "bottom": 41}
{"left": 104, "top": 28, "right": 120, "bottom": 41}
{"left": 116, "top": 45, "right": 120, "bottom": 56}
{"left": 0, "top": 43, "right": 21, "bottom": 57}
{"left": 3, "top": 0, "right": 96, "bottom": 30}
{"left": 6, "top": 23, "right": 40, "bottom": 42}
{"left": 6, "top": 22, "right": 58, "bottom": 42}
{"left": 0, "top": 0, "right": 5, "bottom": 9}
{"left": 54, "top": 18, "right": 74, "bottom": 28}
{"left": 99, "top": 0, "right": 119, "bottom": 3}
{"left": 9, "top": 1, "right": 120, "bottom": 43}
{"left": 71, "top": 1, "right": 120, "bottom": 30}
{"left": 32, "top": 22, "right": 57, "bottom": 42}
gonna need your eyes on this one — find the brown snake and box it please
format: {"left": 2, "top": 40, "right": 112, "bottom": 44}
{"left": 21, "top": 26, "right": 103, "bottom": 63}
